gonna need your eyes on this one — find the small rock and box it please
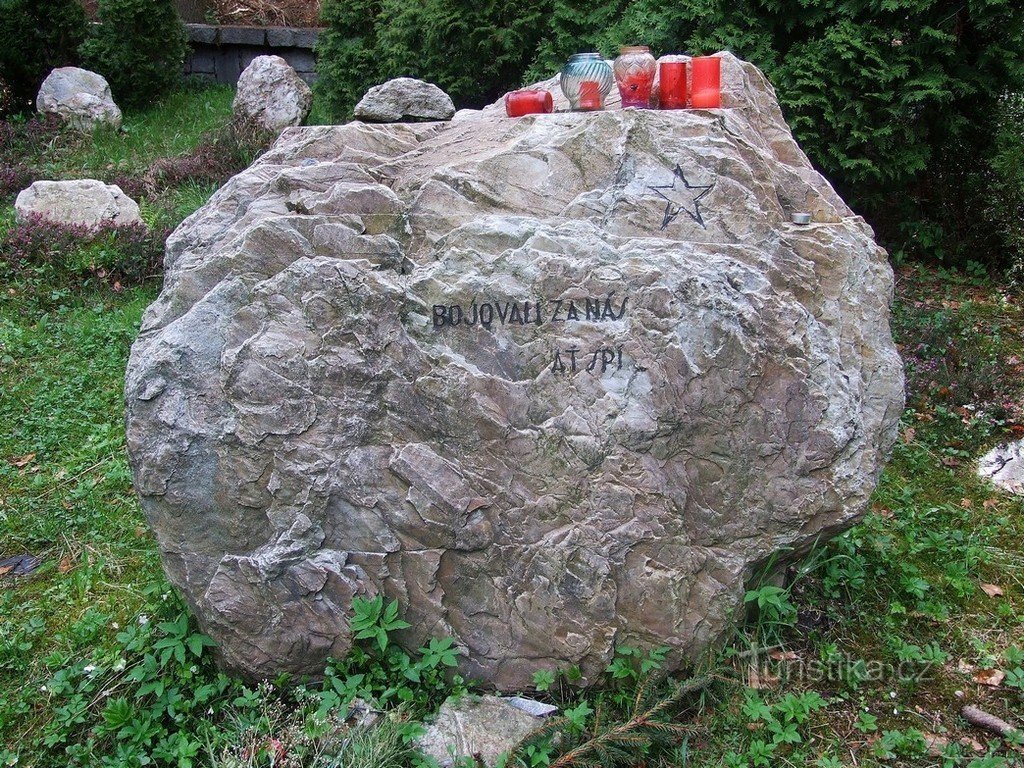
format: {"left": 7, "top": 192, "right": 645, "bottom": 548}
{"left": 354, "top": 77, "right": 455, "bottom": 122}
{"left": 417, "top": 695, "right": 542, "bottom": 767}
{"left": 978, "top": 439, "right": 1024, "bottom": 495}
{"left": 233, "top": 55, "right": 312, "bottom": 133}
{"left": 345, "top": 698, "right": 379, "bottom": 728}
{"left": 15, "top": 179, "right": 143, "bottom": 229}
{"left": 36, "top": 67, "right": 122, "bottom": 132}
{"left": 506, "top": 696, "right": 559, "bottom": 717}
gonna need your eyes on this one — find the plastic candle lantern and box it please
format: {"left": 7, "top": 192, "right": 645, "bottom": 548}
{"left": 560, "top": 53, "right": 614, "bottom": 111}
{"left": 613, "top": 45, "right": 656, "bottom": 108}
{"left": 504, "top": 89, "right": 554, "bottom": 117}
{"left": 658, "top": 57, "right": 687, "bottom": 109}
{"left": 690, "top": 56, "right": 721, "bottom": 108}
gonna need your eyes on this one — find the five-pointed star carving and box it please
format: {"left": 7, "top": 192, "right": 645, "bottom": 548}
{"left": 648, "top": 164, "right": 716, "bottom": 229}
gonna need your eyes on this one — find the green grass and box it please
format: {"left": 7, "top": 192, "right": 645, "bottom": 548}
{"left": 40, "top": 82, "right": 235, "bottom": 178}
{"left": 4, "top": 84, "right": 1024, "bottom": 767}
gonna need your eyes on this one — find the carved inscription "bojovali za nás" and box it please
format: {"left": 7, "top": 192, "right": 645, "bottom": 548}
{"left": 431, "top": 295, "right": 629, "bottom": 377}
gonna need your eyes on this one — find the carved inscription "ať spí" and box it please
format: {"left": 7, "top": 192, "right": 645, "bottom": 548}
{"left": 431, "top": 294, "right": 630, "bottom": 378}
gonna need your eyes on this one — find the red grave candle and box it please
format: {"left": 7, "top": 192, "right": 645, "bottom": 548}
{"left": 504, "top": 89, "right": 554, "bottom": 117}
{"left": 658, "top": 60, "right": 687, "bottom": 109}
{"left": 690, "top": 56, "right": 721, "bottom": 108}
{"left": 614, "top": 46, "right": 656, "bottom": 108}
{"left": 578, "top": 80, "right": 603, "bottom": 111}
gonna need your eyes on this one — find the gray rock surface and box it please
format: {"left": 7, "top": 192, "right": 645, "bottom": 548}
{"left": 417, "top": 695, "right": 542, "bottom": 767}
{"left": 125, "top": 52, "right": 904, "bottom": 688}
{"left": 978, "top": 440, "right": 1024, "bottom": 495}
{"left": 233, "top": 55, "right": 312, "bottom": 133}
{"left": 354, "top": 77, "right": 455, "bottom": 122}
{"left": 16, "top": 179, "right": 142, "bottom": 228}
{"left": 36, "top": 67, "right": 122, "bottom": 132}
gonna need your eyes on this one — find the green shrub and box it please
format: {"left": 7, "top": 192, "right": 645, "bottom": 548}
{"left": 80, "top": 0, "right": 189, "bottom": 110}
{"left": 316, "top": 0, "right": 549, "bottom": 119}
{"left": 316, "top": 0, "right": 1024, "bottom": 269}
{"left": 0, "top": 0, "right": 88, "bottom": 114}
{"left": 560, "top": 0, "right": 1024, "bottom": 267}
{"left": 988, "top": 92, "right": 1024, "bottom": 285}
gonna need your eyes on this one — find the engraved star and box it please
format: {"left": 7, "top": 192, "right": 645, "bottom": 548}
{"left": 648, "top": 164, "right": 716, "bottom": 230}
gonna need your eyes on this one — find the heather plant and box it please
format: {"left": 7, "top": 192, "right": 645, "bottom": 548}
{"left": 141, "top": 117, "right": 275, "bottom": 198}
{"left": 0, "top": 213, "right": 167, "bottom": 293}
{"left": 80, "top": 0, "right": 189, "bottom": 109}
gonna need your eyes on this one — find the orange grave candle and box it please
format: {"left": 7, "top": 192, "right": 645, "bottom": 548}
{"left": 658, "top": 60, "right": 687, "bottom": 109}
{"left": 690, "top": 56, "right": 721, "bottom": 108}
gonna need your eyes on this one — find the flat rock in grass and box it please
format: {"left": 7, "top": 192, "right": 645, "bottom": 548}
{"left": 417, "top": 695, "right": 542, "bottom": 767}
{"left": 125, "top": 52, "right": 904, "bottom": 688}
{"left": 978, "top": 439, "right": 1024, "bottom": 495}
{"left": 233, "top": 55, "right": 312, "bottom": 134}
{"left": 36, "top": 67, "right": 122, "bottom": 132}
{"left": 15, "top": 179, "right": 142, "bottom": 229}
{"left": 354, "top": 77, "right": 455, "bottom": 122}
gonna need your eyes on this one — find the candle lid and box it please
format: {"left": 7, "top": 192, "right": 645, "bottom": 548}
{"left": 619, "top": 45, "right": 651, "bottom": 54}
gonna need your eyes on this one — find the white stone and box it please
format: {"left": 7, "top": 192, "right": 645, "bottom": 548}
{"left": 16, "top": 179, "right": 142, "bottom": 229}
{"left": 979, "top": 440, "right": 1024, "bottom": 494}
{"left": 417, "top": 696, "right": 542, "bottom": 767}
{"left": 233, "top": 55, "right": 312, "bottom": 133}
{"left": 354, "top": 77, "right": 455, "bottom": 122}
{"left": 36, "top": 67, "right": 122, "bottom": 132}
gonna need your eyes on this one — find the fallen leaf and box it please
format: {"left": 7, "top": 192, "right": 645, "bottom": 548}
{"left": 973, "top": 668, "right": 1005, "bottom": 687}
{"left": 981, "top": 583, "right": 1004, "bottom": 598}
{"left": 942, "top": 456, "right": 961, "bottom": 468}
{"left": 958, "top": 659, "right": 976, "bottom": 675}
{"left": 923, "top": 733, "right": 950, "bottom": 758}
{"left": 769, "top": 650, "right": 799, "bottom": 661}
{"left": 902, "top": 427, "right": 916, "bottom": 443}
{"left": 10, "top": 453, "right": 35, "bottom": 468}
{"left": 959, "top": 736, "right": 986, "bottom": 752}
{"left": 0, "top": 565, "right": 13, "bottom": 577}
{"left": 58, "top": 555, "right": 75, "bottom": 573}
{"left": 983, "top": 499, "right": 999, "bottom": 510}
{"left": 960, "top": 498, "right": 973, "bottom": 509}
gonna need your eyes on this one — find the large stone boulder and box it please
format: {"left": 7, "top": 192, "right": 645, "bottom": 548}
{"left": 125, "top": 53, "right": 904, "bottom": 688}
{"left": 233, "top": 55, "right": 313, "bottom": 134}
{"left": 16, "top": 179, "right": 142, "bottom": 229}
{"left": 354, "top": 77, "right": 456, "bottom": 122}
{"left": 37, "top": 67, "right": 122, "bottom": 132}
